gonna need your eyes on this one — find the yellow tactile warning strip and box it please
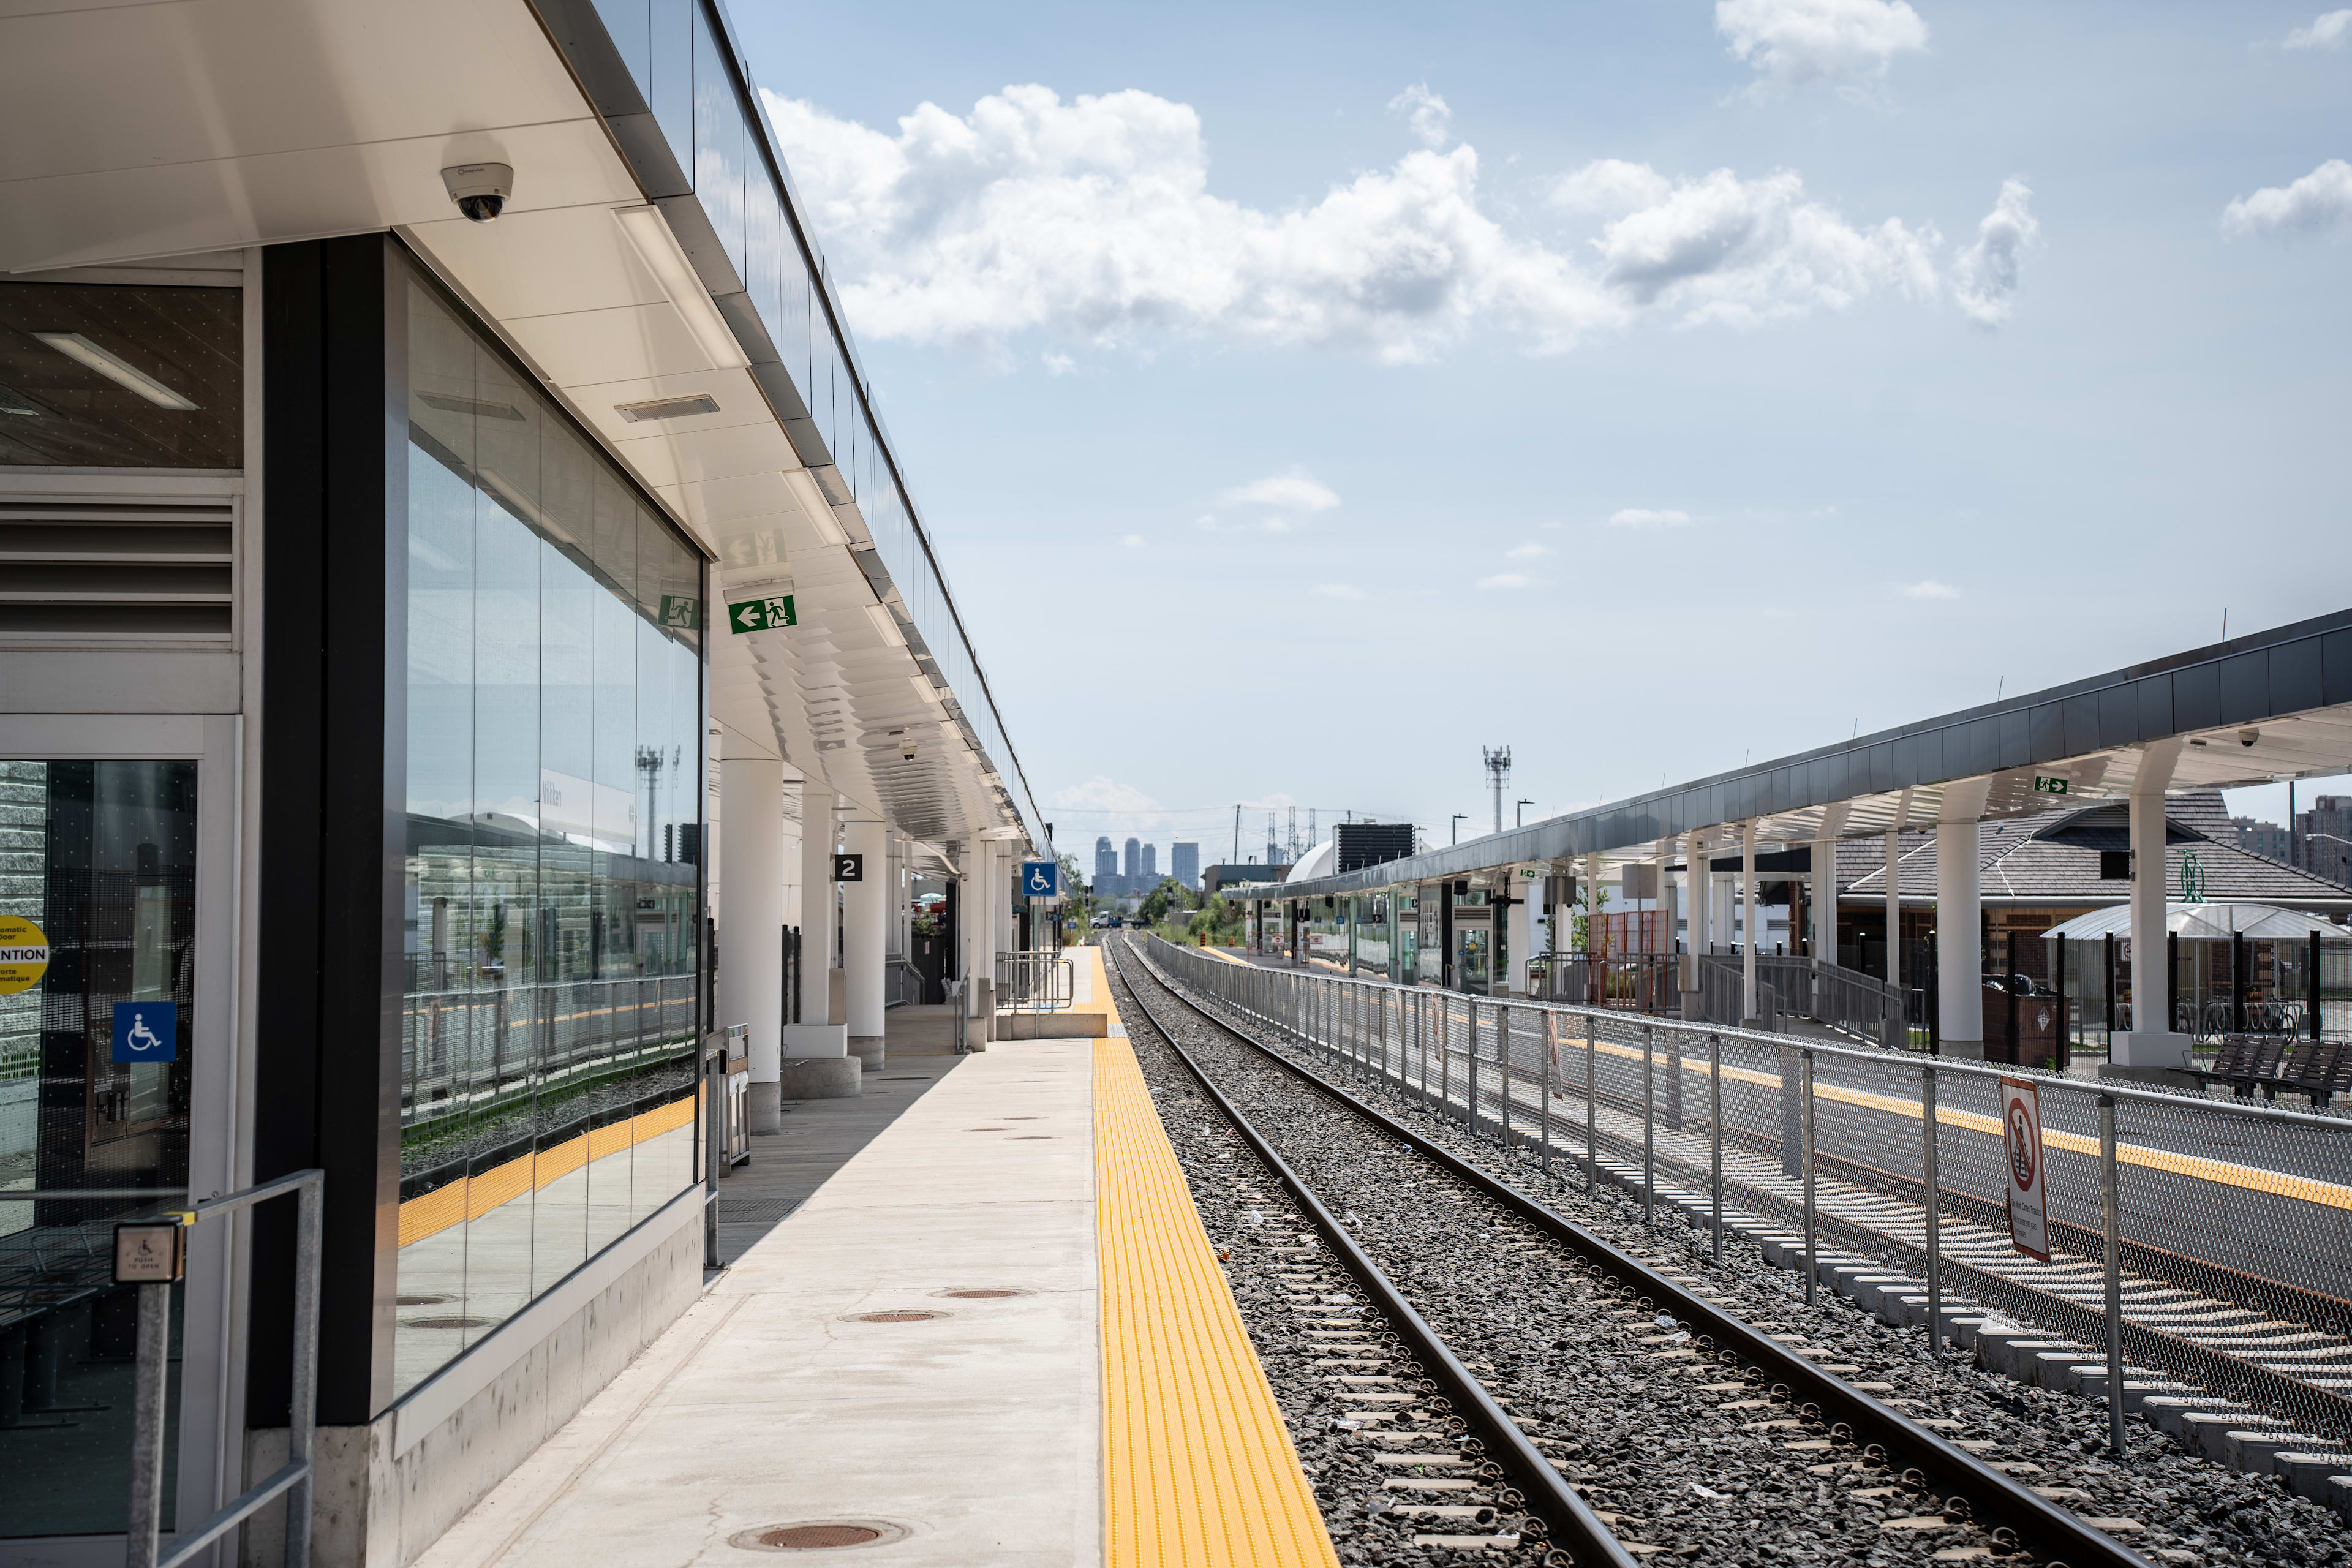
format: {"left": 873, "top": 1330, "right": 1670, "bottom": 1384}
{"left": 1556, "top": 1028, "right": 2352, "bottom": 1211}
{"left": 1096, "top": 1031, "right": 1343, "bottom": 1568}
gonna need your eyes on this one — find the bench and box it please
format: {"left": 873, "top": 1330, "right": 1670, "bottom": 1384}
{"left": 2190, "top": 1035, "right": 2347, "bottom": 1107}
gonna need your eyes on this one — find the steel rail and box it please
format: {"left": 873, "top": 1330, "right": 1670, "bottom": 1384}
{"left": 1120, "top": 939, "right": 2149, "bottom": 1568}
{"left": 1107, "top": 946, "right": 1637, "bottom": 1568}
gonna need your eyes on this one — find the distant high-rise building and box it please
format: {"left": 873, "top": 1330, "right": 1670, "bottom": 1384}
{"left": 2299, "top": 796, "right": 2352, "bottom": 885}
{"left": 1123, "top": 837, "right": 1140, "bottom": 884}
{"left": 2232, "top": 816, "right": 2291, "bottom": 863}
{"left": 1171, "top": 842, "right": 1200, "bottom": 889}
{"left": 1141, "top": 843, "right": 1158, "bottom": 884}
{"left": 1094, "top": 836, "right": 1120, "bottom": 896}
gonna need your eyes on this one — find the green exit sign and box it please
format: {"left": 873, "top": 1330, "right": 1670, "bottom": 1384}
{"left": 728, "top": 595, "right": 796, "bottom": 635}
{"left": 2032, "top": 775, "right": 2070, "bottom": 795}
{"left": 658, "top": 595, "right": 700, "bottom": 630}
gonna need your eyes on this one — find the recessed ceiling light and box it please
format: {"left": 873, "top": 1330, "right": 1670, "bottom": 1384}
{"left": 616, "top": 393, "right": 721, "bottom": 423}
{"left": 33, "top": 332, "right": 197, "bottom": 409}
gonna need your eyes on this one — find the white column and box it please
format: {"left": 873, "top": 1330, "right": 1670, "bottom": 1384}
{"left": 1812, "top": 833, "right": 1837, "bottom": 964}
{"left": 1687, "top": 834, "right": 1709, "bottom": 952}
{"left": 1885, "top": 827, "right": 1903, "bottom": 991}
{"left": 2117, "top": 767, "right": 2189, "bottom": 1066}
{"left": 796, "top": 780, "right": 837, "bottom": 1030}
{"left": 720, "top": 758, "right": 784, "bottom": 1130}
{"left": 1935, "top": 818, "right": 1984, "bottom": 1057}
{"left": 843, "top": 815, "right": 886, "bottom": 1069}
{"left": 1741, "top": 820, "right": 1760, "bottom": 1020}
{"left": 1650, "top": 851, "right": 1669, "bottom": 954}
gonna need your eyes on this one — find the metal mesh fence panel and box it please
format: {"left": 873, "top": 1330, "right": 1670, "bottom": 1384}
{"left": 1139, "top": 937, "right": 2352, "bottom": 1447}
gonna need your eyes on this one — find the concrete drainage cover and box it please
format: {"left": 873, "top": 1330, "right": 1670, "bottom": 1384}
{"left": 841, "top": 1310, "right": 949, "bottom": 1324}
{"left": 731, "top": 1520, "right": 909, "bottom": 1552}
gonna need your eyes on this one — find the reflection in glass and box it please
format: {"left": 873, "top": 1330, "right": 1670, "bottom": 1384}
{"left": 0, "top": 760, "right": 196, "bottom": 1537}
{"left": 398, "top": 270, "right": 702, "bottom": 1398}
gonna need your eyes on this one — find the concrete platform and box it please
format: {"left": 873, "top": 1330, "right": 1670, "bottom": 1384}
{"left": 412, "top": 948, "right": 1335, "bottom": 1568}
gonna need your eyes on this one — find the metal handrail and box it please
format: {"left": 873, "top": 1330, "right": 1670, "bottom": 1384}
{"left": 0, "top": 1170, "right": 327, "bottom": 1568}
{"left": 994, "top": 949, "right": 1074, "bottom": 1012}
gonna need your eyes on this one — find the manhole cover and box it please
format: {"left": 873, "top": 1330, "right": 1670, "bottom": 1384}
{"left": 938, "top": 1288, "right": 1026, "bottom": 1299}
{"left": 405, "top": 1315, "right": 492, "bottom": 1329}
{"left": 730, "top": 1519, "right": 908, "bottom": 1552}
{"left": 396, "top": 1295, "right": 447, "bottom": 1306}
{"left": 842, "top": 1310, "right": 946, "bottom": 1324}
{"left": 1012, "top": 1136, "right": 1052, "bottom": 1140}
{"left": 966, "top": 1127, "right": 1008, "bottom": 1132}
{"left": 881, "top": 1076, "right": 928, "bottom": 1081}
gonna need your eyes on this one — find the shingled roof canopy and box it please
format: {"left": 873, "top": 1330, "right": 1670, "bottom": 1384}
{"left": 1839, "top": 791, "right": 2352, "bottom": 910}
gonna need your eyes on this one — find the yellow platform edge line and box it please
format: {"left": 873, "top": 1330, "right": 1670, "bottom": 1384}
{"left": 1093, "top": 973, "right": 1341, "bottom": 1568}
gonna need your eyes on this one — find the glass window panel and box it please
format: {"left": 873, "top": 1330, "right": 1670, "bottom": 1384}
{"left": 649, "top": 0, "right": 692, "bottom": 177}
{"left": 745, "top": 164, "right": 782, "bottom": 335}
{"left": 590, "top": 0, "right": 649, "bottom": 89}
{"left": 0, "top": 282, "right": 241, "bottom": 468}
{"left": 692, "top": 5, "right": 745, "bottom": 282}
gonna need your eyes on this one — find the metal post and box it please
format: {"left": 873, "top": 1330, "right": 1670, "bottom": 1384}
{"left": 1923, "top": 1066, "right": 1942, "bottom": 1355}
{"left": 127, "top": 1281, "right": 172, "bottom": 1568}
{"left": 1709, "top": 1032, "right": 1723, "bottom": 1262}
{"left": 1800, "top": 1049, "right": 1818, "bottom": 1307}
{"left": 703, "top": 1042, "right": 723, "bottom": 1268}
{"left": 1585, "top": 1013, "right": 1597, "bottom": 1193}
{"left": 289, "top": 1176, "right": 323, "bottom": 1568}
{"left": 1440, "top": 997, "right": 1452, "bottom": 1119}
{"left": 2100, "top": 1093, "right": 2128, "bottom": 1456}
{"left": 1540, "top": 1009, "right": 1554, "bottom": 1173}
{"left": 1469, "top": 1001, "right": 1483, "bottom": 1137}
{"left": 1642, "top": 1022, "right": 1655, "bottom": 1224}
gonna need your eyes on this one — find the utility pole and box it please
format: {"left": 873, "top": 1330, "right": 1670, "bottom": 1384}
{"left": 1452, "top": 813, "right": 1467, "bottom": 845}
{"left": 1483, "top": 746, "right": 1513, "bottom": 837}
{"left": 1517, "top": 799, "right": 1534, "bottom": 829}
{"left": 1232, "top": 803, "right": 1242, "bottom": 866}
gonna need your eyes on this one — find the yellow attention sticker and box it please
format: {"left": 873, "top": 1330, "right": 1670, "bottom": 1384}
{"left": 0, "top": 915, "right": 50, "bottom": 996}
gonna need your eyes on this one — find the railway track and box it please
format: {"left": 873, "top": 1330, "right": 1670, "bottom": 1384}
{"left": 1106, "top": 936, "right": 2169, "bottom": 1567}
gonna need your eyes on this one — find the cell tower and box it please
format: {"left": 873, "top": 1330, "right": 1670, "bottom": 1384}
{"left": 1483, "top": 746, "right": 1512, "bottom": 837}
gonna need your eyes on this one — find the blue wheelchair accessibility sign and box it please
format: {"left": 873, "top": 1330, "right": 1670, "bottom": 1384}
{"left": 112, "top": 1001, "right": 178, "bottom": 1064}
{"left": 1019, "top": 861, "right": 1059, "bottom": 897}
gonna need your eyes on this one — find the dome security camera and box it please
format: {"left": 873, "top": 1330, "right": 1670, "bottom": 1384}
{"left": 2238, "top": 726, "right": 2261, "bottom": 747}
{"left": 900, "top": 736, "right": 919, "bottom": 762}
{"left": 442, "top": 162, "right": 514, "bottom": 222}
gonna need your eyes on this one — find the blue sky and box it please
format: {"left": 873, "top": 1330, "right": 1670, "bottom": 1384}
{"left": 729, "top": 0, "right": 2352, "bottom": 859}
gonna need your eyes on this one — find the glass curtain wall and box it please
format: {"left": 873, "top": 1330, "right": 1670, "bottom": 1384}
{"left": 396, "top": 269, "right": 703, "bottom": 1398}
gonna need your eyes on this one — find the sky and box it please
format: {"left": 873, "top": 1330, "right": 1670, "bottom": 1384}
{"left": 726, "top": 0, "right": 2352, "bottom": 861}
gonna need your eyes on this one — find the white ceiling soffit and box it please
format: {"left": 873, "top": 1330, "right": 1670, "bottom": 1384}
{"left": 0, "top": 0, "right": 1027, "bottom": 854}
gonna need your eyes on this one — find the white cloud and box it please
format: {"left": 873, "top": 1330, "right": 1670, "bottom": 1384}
{"left": 1504, "top": 541, "right": 1556, "bottom": 561}
{"left": 2222, "top": 159, "right": 2352, "bottom": 239}
{"left": 1478, "top": 572, "right": 1539, "bottom": 589}
{"left": 759, "top": 84, "right": 2005, "bottom": 361}
{"left": 1896, "top": 579, "right": 1961, "bottom": 600}
{"left": 2285, "top": 9, "right": 2352, "bottom": 49}
{"left": 1716, "top": 0, "right": 1929, "bottom": 94}
{"left": 1607, "top": 507, "right": 1692, "bottom": 528}
{"left": 1312, "top": 583, "right": 1366, "bottom": 600}
{"left": 1042, "top": 351, "right": 1076, "bottom": 375}
{"left": 1550, "top": 159, "right": 1675, "bottom": 218}
{"left": 1586, "top": 167, "right": 1943, "bottom": 328}
{"left": 1389, "top": 83, "right": 1452, "bottom": 149}
{"left": 1218, "top": 469, "right": 1341, "bottom": 512}
{"left": 1951, "top": 179, "right": 2038, "bottom": 327}
{"left": 1121, "top": 533, "right": 1145, "bottom": 547}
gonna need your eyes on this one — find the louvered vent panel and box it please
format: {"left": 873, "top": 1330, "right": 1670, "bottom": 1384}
{"left": 0, "top": 494, "right": 234, "bottom": 638}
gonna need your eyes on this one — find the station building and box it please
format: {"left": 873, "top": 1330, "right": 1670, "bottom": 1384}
{"left": 0, "top": 1, "right": 1049, "bottom": 1561}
